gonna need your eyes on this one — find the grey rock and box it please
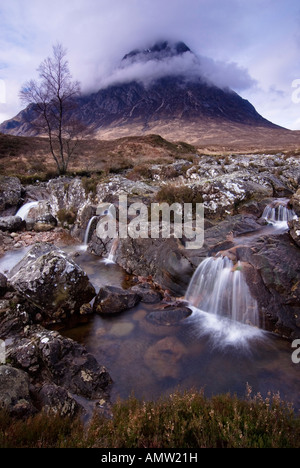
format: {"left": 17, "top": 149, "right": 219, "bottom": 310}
{"left": 0, "top": 365, "right": 35, "bottom": 416}
{"left": 291, "top": 188, "right": 300, "bottom": 217}
{"left": 37, "top": 384, "right": 80, "bottom": 418}
{"left": 131, "top": 283, "right": 163, "bottom": 304}
{"left": 0, "top": 176, "right": 22, "bottom": 214}
{"left": 7, "top": 325, "right": 112, "bottom": 401}
{"left": 0, "top": 273, "right": 7, "bottom": 296}
{"left": 9, "top": 243, "right": 96, "bottom": 320}
{"left": 289, "top": 219, "right": 300, "bottom": 247}
{"left": 146, "top": 305, "right": 192, "bottom": 326}
{"left": 93, "top": 285, "right": 141, "bottom": 315}
{"left": 0, "top": 216, "right": 25, "bottom": 232}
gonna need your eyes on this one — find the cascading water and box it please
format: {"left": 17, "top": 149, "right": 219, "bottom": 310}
{"left": 83, "top": 216, "right": 98, "bottom": 246}
{"left": 15, "top": 201, "right": 40, "bottom": 221}
{"left": 262, "top": 200, "right": 296, "bottom": 228}
{"left": 185, "top": 256, "right": 259, "bottom": 328}
{"left": 103, "top": 238, "right": 119, "bottom": 265}
{"left": 185, "top": 255, "right": 263, "bottom": 347}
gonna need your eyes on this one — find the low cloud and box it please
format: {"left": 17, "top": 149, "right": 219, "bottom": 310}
{"left": 97, "top": 48, "right": 256, "bottom": 92}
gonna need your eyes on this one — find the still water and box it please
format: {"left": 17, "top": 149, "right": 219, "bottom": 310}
{"left": 1, "top": 244, "right": 299, "bottom": 410}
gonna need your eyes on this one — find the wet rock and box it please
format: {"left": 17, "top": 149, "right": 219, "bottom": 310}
{"left": 146, "top": 305, "right": 192, "bottom": 326}
{"left": 37, "top": 384, "right": 80, "bottom": 418}
{"left": 144, "top": 337, "right": 187, "bottom": 379}
{"left": 32, "top": 214, "right": 58, "bottom": 232}
{"left": 290, "top": 188, "right": 300, "bottom": 217}
{"left": 0, "top": 273, "right": 7, "bottom": 297}
{"left": 0, "top": 216, "right": 25, "bottom": 232}
{"left": 110, "top": 215, "right": 262, "bottom": 296}
{"left": 263, "top": 174, "right": 293, "bottom": 197}
{"left": 289, "top": 219, "right": 300, "bottom": 247}
{"left": 131, "top": 283, "right": 163, "bottom": 304}
{"left": 72, "top": 204, "right": 98, "bottom": 242}
{"left": 0, "top": 365, "right": 36, "bottom": 417}
{"left": 9, "top": 243, "right": 96, "bottom": 320}
{"left": 115, "top": 236, "right": 194, "bottom": 297}
{"left": 93, "top": 285, "right": 141, "bottom": 315}
{"left": 7, "top": 326, "right": 112, "bottom": 401}
{"left": 236, "top": 233, "right": 300, "bottom": 339}
{"left": 0, "top": 176, "right": 23, "bottom": 214}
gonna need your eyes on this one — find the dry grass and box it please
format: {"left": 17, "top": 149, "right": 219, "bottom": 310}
{"left": 0, "top": 388, "right": 299, "bottom": 448}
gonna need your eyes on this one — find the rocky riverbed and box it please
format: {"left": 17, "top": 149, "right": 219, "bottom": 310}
{"left": 0, "top": 151, "right": 299, "bottom": 418}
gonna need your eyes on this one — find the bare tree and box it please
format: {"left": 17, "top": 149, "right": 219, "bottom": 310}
{"left": 20, "top": 43, "right": 84, "bottom": 175}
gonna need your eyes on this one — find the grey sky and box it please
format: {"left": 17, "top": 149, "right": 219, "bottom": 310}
{"left": 1, "top": 0, "right": 300, "bottom": 129}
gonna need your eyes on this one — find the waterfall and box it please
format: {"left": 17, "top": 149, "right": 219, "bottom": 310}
{"left": 103, "top": 238, "right": 119, "bottom": 265}
{"left": 262, "top": 200, "right": 296, "bottom": 227}
{"left": 16, "top": 201, "right": 40, "bottom": 221}
{"left": 185, "top": 256, "right": 259, "bottom": 328}
{"left": 84, "top": 216, "right": 98, "bottom": 245}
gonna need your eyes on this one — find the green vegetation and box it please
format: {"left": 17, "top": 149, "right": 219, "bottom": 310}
{"left": 0, "top": 388, "right": 299, "bottom": 448}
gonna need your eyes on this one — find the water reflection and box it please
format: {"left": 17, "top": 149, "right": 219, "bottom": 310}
{"left": 1, "top": 242, "right": 299, "bottom": 411}
{"left": 61, "top": 302, "right": 300, "bottom": 410}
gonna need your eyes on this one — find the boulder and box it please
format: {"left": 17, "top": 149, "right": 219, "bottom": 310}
{"left": 235, "top": 233, "right": 300, "bottom": 339}
{"left": 0, "top": 176, "right": 23, "bottom": 215}
{"left": 0, "top": 365, "right": 36, "bottom": 416}
{"left": 290, "top": 189, "right": 300, "bottom": 217}
{"left": 37, "top": 384, "right": 80, "bottom": 418}
{"left": 289, "top": 219, "right": 300, "bottom": 247}
{"left": 0, "top": 216, "right": 25, "bottom": 232}
{"left": 146, "top": 305, "right": 192, "bottom": 326}
{"left": 104, "top": 214, "right": 262, "bottom": 296}
{"left": 131, "top": 283, "right": 163, "bottom": 304}
{"left": 9, "top": 243, "right": 96, "bottom": 320}
{"left": 0, "top": 303, "right": 112, "bottom": 411}
{"left": 93, "top": 285, "right": 141, "bottom": 315}
{"left": 0, "top": 273, "right": 7, "bottom": 297}
{"left": 32, "top": 214, "right": 58, "bottom": 232}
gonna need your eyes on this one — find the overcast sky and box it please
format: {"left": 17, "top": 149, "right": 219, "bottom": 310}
{"left": 1, "top": 0, "right": 300, "bottom": 129}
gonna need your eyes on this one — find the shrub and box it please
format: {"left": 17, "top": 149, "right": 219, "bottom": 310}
{"left": 81, "top": 176, "right": 101, "bottom": 196}
{"left": 156, "top": 184, "right": 203, "bottom": 205}
{"left": 57, "top": 208, "right": 77, "bottom": 227}
{"left": 127, "top": 164, "right": 153, "bottom": 181}
{"left": 0, "top": 389, "right": 299, "bottom": 448}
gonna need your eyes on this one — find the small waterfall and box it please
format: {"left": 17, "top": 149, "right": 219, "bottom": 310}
{"left": 16, "top": 201, "right": 40, "bottom": 221}
{"left": 103, "top": 238, "right": 119, "bottom": 265}
{"left": 84, "top": 216, "right": 98, "bottom": 245}
{"left": 185, "top": 256, "right": 259, "bottom": 328}
{"left": 262, "top": 200, "right": 296, "bottom": 227}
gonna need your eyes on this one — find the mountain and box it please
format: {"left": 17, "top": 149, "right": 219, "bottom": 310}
{"left": 0, "top": 40, "right": 293, "bottom": 145}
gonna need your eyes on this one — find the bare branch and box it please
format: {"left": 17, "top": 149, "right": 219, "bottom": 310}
{"left": 19, "top": 42, "right": 83, "bottom": 175}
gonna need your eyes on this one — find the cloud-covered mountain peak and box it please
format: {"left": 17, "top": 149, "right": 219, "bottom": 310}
{"left": 122, "top": 40, "right": 192, "bottom": 63}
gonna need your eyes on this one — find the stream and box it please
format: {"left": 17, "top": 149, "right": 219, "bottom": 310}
{"left": 0, "top": 199, "right": 299, "bottom": 410}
